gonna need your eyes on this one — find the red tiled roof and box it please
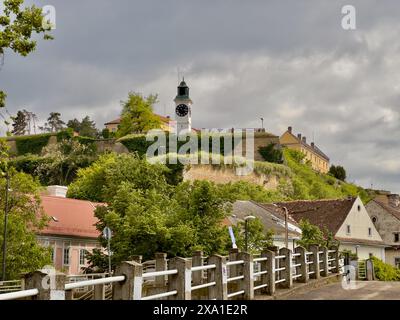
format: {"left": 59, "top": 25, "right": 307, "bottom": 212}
{"left": 260, "top": 198, "right": 357, "bottom": 235}
{"left": 104, "top": 114, "right": 171, "bottom": 125}
{"left": 39, "top": 196, "right": 103, "bottom": 239}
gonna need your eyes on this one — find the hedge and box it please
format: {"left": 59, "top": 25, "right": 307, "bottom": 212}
{"left": 118, "top": 133, "right": 245, "bottom": 157}
{"left": 13, "top": 133, "right": 52, "bottom": 155}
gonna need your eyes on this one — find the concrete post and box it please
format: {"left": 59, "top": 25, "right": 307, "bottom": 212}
{"left": 279, "top": 247, "right": 293, "bottom": 288}
{"left": 238, "top": 252, "right": 254, "bottom": 300}
{"left": 155, "top": 252, "right": 167, "bottom": 287}
{"left": 113, "top": 261, "right": 142, "bottom": 300}
{"left": 321, "top": 247, "right": 329, "bottom": 277}
{"left": 207, "top": 255, "right": 228, "bottom": 300}
{"left": 192, "top": 250, "right": 204, "bottom": 286}
{"left": 264, "top": 250, "right": 275, "bottom": 295}
{"left": 24, "top": 270, "right": 66, "bottom": 300}
{"left": 308, "top": 245, "right": 320, "bottom": 279}
{"left": 259, "top": 249, "right": 270, "bottom": 294}
{"left": 168, "top": 257, "right": 191, "bottom": 300}
{"left": 65, "top": 289, "right": 74, "bottom": 300}
{"left": 228, "top": 248, "right": 239, "bottom": 279}
{"left": 294, "top": 246, "right": 308, "bottom": 283}
{"left": 93, "top": 283, "right": 106, "bottom": 300}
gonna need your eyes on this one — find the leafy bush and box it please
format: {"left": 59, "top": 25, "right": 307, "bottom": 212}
{"left": 371, "top": 257, "right": 400, "bottom": 281}
{"left": 258, "top": 143, "right": 283, "bottom": 163}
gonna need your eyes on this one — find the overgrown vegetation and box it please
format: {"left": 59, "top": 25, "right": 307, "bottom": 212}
{"left": 258, "top": 143, "right": 283, "bottom": 164}
{"left": 282, "top": 148, "right": 371, "bottom": 203}
{"left": 371, "top": 257, "right": 400, "bottom": 281}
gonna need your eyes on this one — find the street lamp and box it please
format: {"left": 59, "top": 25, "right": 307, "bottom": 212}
{"left": 1, "top": 172, "right": 10, "bottom": 281}
{"left": 273, "top": 204, "right": 289, "bottom": 249}
{"left": 244, "top": 215, "right": 256, "bottom": 252}
{"left": 260, "top": 118, "right": 264, "bottom": 130}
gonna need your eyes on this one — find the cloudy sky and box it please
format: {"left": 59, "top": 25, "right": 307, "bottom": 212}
{"left": 1, "top": 0, "right": 400, "bottom": 192}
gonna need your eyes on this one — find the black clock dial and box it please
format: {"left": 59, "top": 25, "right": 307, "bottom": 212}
{"left": 176, "top": 104, "right": 189, "bottom": 117}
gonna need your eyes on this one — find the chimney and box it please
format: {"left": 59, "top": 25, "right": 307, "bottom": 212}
{"left": 288, "top": 126, "right": 292, "bottom": 133}
{"left": 388, "top": 194, "right": 400, "bottom": 207}
{"left": 297, "top": 133, "right": 302, "bottom": 140}
{"left": 302, "top": 136, "right": 307, "bottom": 144}
{"left": 46, "top": 185, "right": 68, "bottom": 198}
{"left": 311, "top": 142, "right": 315, "bottom": 148}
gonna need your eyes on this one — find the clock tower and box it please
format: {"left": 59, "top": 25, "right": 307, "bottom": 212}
{"left": 174, "top": 78, "right": 192, "bottom": 134}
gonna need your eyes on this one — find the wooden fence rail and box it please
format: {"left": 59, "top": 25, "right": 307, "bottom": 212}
{"left": 0, "top": 245, "right": 340, "bottom": 300}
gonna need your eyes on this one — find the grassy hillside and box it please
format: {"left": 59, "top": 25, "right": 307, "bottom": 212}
{"left": 280, "top": 148, "right": 372, "bottom": 203}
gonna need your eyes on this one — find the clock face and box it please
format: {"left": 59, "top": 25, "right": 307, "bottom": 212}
{"left": 176, "top": 104, "right": 189, "bottom": 117}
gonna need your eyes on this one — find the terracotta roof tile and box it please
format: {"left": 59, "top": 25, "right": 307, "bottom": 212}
{"left": 260, "top": 198, "right": 357, "bottom": 235}
{"left": 104, "top": 114, "right": 171, "bottom": 126}
{"left": 39, "top": 196, "right": 104, "bottom": 239}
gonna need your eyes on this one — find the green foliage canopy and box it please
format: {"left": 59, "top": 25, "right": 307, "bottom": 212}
{"left": 116, "top": 93, "right": 162, "bottom": 137}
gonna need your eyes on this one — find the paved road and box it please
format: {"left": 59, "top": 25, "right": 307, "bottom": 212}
{"left": 281, "top": 281, "right": 400, "bottom": 300}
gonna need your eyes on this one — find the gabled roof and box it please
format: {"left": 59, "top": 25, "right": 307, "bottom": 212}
{"left": 39, "top": 196, "right": 103, "bottom": 239}
{"left": 370, "top": 199, "right": 400, "bottom": 222}
{"left": 281, "top": 130, "right": 330, "bottom": 161}
{"left": 229, "top": 200, "right": 301, "bottom": 238}
{"left": 260, "top": 198, "right": 357, "bottom": 235}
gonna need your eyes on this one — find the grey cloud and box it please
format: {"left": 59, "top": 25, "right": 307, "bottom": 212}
{"left": 1, "top": 0, "right": 400, "bottom": 192}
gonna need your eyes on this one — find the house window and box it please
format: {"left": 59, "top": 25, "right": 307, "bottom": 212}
{"left": 394, "top": 233, "right": 400, "bottom": 243}
{"left": 346, "top": 225, "right": 351, "bottom": 235}
{"left": 63, "top": 247, "right": 70, "bottom": 266}
{"left": 395, "top": 258, "right": 400, "bottom": 269}
{"left": 79, "top": 249, "right": 87, "bottom": 266}
{"left": 50, "top": 247, "right": 55, "bottom": 263}
{"left": 357, "top": 205, "right": 361, "bottom": 211}
{"left": 368, "top": 227, "right": 372, "bottom": 237}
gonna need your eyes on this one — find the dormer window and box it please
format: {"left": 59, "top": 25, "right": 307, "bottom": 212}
{"left": 372, "top": 216, "right": 377, "bottom": 224}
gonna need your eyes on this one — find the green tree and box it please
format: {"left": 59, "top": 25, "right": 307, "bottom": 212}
{"left": 329, "top": 165, "right": 347, "bottom": 181}
{"left": 69, "top": 154, "right": 235, "bottom": 266}
{"left": 67, "top": 152, "right": 170, "bottom": 202}
{"left": 116, "top": 92, "right": 162, "bottom": 137}
{"left": 40, "top": 112, "right": 65, "bottom": 132}
{"left": 67, "top": 116, "right": 98, "bottom": 138}
{"left": 233, "top": 218, "right": 274, "bottom": 253}
{"left": 258, "top": 143, "right": 283, "bottom": 164}
{"left": 0, "top": 141, "right": 51, "bottom": 280}
{"left": 11, "top": 110, "right": 27, "bottom": 135}
{"left": 35, "top": 139, "right": 97, "bottom": 185}
{"left": 66, "top": 118, "right": 81, "bottom": 132}
{"left": 101, "top": 128, "right": 111, "bottom": 139}
{"left": 0, "top": 0, "right": 53, "bottom": 115}
{"left": 296, "top": 219, "right": 326, "bottom": 248}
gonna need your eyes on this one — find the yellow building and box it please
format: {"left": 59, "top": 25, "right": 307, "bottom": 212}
{"left": 104, "top": 114, "right": 172, "bottom": 133}
{"left": 280, "top": 126, "right": 330, "bottom": 173}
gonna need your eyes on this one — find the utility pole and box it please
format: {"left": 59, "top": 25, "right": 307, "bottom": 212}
{"left": 283, "top": 207, "right": 289, "bottom": 249}
{"left": 260, "top": 117, "right": 264, "bottom": 130}
{"left": 244, "top": 215, "right": 255, "bottom": 252}
{"left": 2, "top": 173, "right": 10, "bottom": 281}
